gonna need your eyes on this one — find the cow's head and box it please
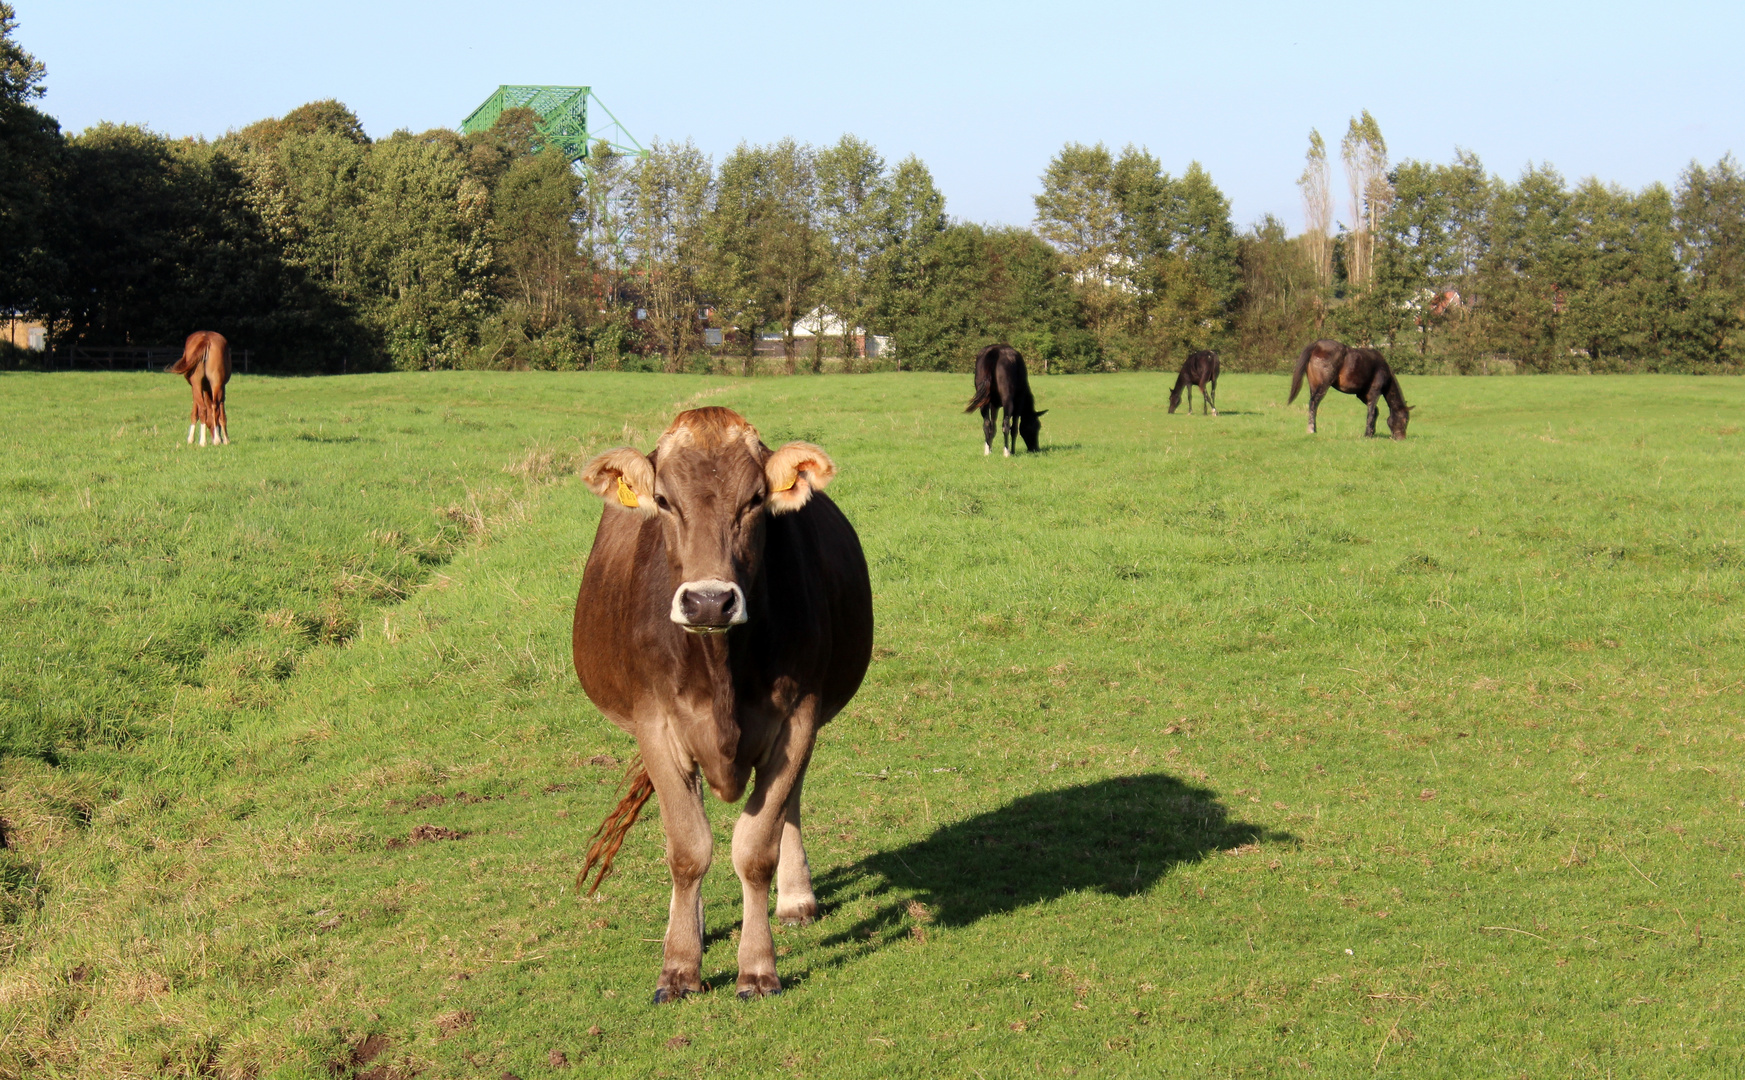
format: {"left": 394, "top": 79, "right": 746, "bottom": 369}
{"left": 581, "top": 407, "right": 836, "bottom": 633}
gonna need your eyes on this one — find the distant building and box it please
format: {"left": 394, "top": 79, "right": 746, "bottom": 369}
{"left": 790, "top": 306, "right": 889, "bottom": 358}
{"left": 2, "top": 315, "right": 45, "bottom": 352}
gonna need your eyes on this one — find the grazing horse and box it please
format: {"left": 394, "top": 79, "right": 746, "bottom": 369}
{"left": 573, "top": 408, "right": 873, "bottom": 1002}
{"left": 167, "top": 331, "right": 230, "bottom": 445}
{"left": 1168, "top": 350, "right": 1220, "bottom": 415}
{"left": 964, "top": 344, "right": 1046, "bottom": 455}
{"left": 1288, "top": 339, "right": 1412, "bottom": 439}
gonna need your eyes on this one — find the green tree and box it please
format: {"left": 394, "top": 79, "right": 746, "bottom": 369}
{"left": 353, "top": 131, "right": 493, "bottom": 369}
{"left": 1360, "top": 151, "right": 1488, "bottom": 354}
{"left": 870, "top": 155, "right": 948, "bottom": 369}
{"left": 1034, "top": 143, "right": 1125, "bottom": 355}
{"left": 1233, "top": 215, "right": 1319, "bottom": 367}
{"left": 815, "top": 134, "right": 887, "bottom": 369}
{"left": 628, "top": 139, "right": 711, "bottom": 373}
{"left": 1562, "top": 179, "right": 1678, "bottom": 367}
{"left": 0, "top": 2, "right": 59, "bottom": 328}
{"left": 1475, "top": 165, "right": 1576, "bottom": 367}
{"left": 1674, "top": 155, "right": 1745, "bottom": 364}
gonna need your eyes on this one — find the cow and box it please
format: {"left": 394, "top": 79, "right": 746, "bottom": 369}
{"left": 166, "top": 330, "right": 231, "bottom": 445}
{"left": 1289, "top": 339, "right": 1412, "bottom": 439}
{"left": 571, "top": 406, "right": 874, "bottom": 1002}
{"left": 1168, "top": 350, "right": 1220, "bottom": 416}
{"left": 965, "top": 344, "right": 1046, "bottom": 455}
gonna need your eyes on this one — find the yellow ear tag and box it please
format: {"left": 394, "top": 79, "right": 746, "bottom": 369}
{"left": 772, "top": 475, "right": 796, "bottom": 493}
{"left": 615, "top": 475, "right": 640, "bottom": 508}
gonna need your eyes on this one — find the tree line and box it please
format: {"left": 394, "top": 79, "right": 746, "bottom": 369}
{"left": 2, "top": 8, "right": 1741, "bottom": 374}
{"left": 1279, "top": 112, "right": 1745, "bottom": 372}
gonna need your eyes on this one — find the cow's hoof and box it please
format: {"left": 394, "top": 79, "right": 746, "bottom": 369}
{"left": 652, "top": 985, "right": 698, "bottom": 1005}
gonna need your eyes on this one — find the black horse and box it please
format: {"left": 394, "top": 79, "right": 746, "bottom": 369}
{"left": 1168, "top": 350, "right": 1219, "bottom": 415}
{"left": 1288, "top": 339, "right": 1412, "bottom": 439}
{"left": 965, "top": 344, "right": 1046, "bottom": 455}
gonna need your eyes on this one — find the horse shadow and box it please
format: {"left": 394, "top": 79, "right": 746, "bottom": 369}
{"left": 810, "top": 773, "right": 1290, "bottom": 953}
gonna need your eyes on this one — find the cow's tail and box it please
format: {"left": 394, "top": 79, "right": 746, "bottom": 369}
{"left": 577, "top": 757, "right": 654, "bottom": 896}
{"left": 964, "top": 381, "right": 993, "bottom": 414}
{"left": 1288, "top": 342, "right": 1316, "bottom": 404}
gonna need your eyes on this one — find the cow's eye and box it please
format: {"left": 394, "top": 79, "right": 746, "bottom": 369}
{"left": 654, "top": 494, "right": 672, "bottom": 512}
{"left": 746, "top": 492, "right": 765, "bottom": 511}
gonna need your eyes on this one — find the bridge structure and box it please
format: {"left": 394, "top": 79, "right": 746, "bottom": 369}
{"left": 460, "top": 86, "right": 646, "bottom": 174}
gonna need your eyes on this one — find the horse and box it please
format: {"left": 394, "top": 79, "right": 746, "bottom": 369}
{"left": 964, "top": 344, "right": 1046, "bottom": 455}
{"left": 1288, "top": 339, "right": 1411, "bottom": 439}
{"left": 1168, "top": 350, "right": 1219, "bottom": 415}
{"left": 167, "top": 331, "right": 231, "bottom": 446}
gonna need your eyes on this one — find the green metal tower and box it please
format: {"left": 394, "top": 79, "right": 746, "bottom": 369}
{"left": 460, "top": 86, "right": 645, "bottom": 168}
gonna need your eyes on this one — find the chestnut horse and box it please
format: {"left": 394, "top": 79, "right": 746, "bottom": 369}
{"left": 1168, "top": 350, "right": 1219, "bottom": 415}
{"left": 1288, "top": 339, "right": 1411, "bottom": 439}
{"left": 167, "top": 331, "right": 230, "bottom": 445}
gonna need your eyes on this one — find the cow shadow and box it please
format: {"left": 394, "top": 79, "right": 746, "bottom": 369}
{"left": 809, "top": 773, "right": 1290, "bottom": 954}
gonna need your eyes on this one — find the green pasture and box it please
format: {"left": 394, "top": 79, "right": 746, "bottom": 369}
{"left": 1, "top": 370, "right": 1742, "bottom": 1078}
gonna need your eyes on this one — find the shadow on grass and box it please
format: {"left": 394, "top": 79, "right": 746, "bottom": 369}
{"left": 811, "top": 773, "right": 1290, "bottom": 954}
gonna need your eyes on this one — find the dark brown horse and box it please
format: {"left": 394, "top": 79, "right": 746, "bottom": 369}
{"left": 1288, "top": 339, "right": 1411, "bottom": 439}
{"left": 965, "top": 344, "right": 1045, "bottom": 455}
{"left": 167, "top": 331, "right": 230, "bottom": 445}
{"left": 1168, "top": 350, "right": 1219, "bottom": 415}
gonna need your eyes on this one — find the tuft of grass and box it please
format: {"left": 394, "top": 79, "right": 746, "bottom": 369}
{"left": 0, "top": 370, "right": 1741, "bottom": 1077}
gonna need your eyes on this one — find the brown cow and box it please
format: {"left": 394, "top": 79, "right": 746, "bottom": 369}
{"left": 572, "top": 407, "right": 874, "bottom": 1002}
{"left": 167, "top": 331, "right": 230, "bottom": 445}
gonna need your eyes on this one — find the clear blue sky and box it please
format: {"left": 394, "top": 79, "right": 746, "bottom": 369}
{"left": 21, "top": 0, "right": 1745, "bottom": 232}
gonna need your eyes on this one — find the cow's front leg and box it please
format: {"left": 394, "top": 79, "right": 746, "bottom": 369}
{"left": 644, "top": 744, "right": 711, "bottom": 1003}
{"left": 774, "top": 763, "right": 816, "bottom": 926}
{"left": 730, "top": 712, "right": 815, "bottom": 998}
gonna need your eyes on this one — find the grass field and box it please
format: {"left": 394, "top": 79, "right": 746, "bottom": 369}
{"left": 1, "top": 369, "right": 1742, "bottom": 1078}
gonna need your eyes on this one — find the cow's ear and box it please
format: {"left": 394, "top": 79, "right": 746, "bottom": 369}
{"left": 764, "top": 442, "right": 836, "bottom": 515}
{"left": 581, "top": 447, "right": 657, "bottom": 517}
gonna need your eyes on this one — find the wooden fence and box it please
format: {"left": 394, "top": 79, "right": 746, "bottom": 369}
{"left": 53, "top": 346, "right": 255, "bottom": 372}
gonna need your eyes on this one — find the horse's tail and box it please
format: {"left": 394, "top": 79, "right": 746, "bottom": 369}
{"left": 166, "top": 338, "right": 204, "bottom": 375}
{"left": 1288, "top": 342, "right": 1316, "bottom": 404}
{"left": 577, "top": 757, "right": 654, "bottom": 896}
{"left": 965, "top": 381, "right": 993, "bottom": 413}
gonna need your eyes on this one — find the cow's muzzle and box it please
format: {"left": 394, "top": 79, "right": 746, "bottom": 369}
{"left": 670, "top": 579, "right": 748, "bottom": 633}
